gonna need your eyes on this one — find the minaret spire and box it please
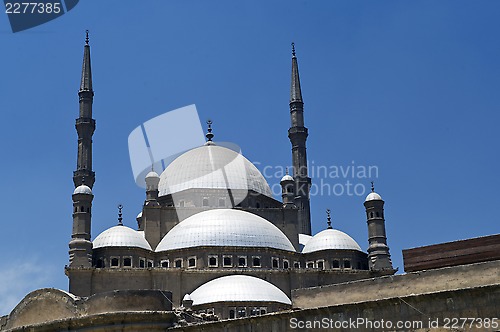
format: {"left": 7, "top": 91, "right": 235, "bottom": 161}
{"left": 73, "top": 30, "right": 96, "bottom": 188}
{"left": 288, "top": 43, "right": 311, "bottom": 235}
{"left": 290, "top": 42, "right": 303, "bottom": 103}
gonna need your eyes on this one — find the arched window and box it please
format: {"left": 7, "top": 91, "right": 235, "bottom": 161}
{"left": 111, "top": 258, "right": 119, "bottom": 267}
{"left": 272, "top": 258, "right": 279, "bottom": 268}
{"left": 238, "top": 256, "right": 247, "bottom": 267}
{"left": 208, "top": 256, "right": 217, "bottom": 267}
{"left": 370, "top": 212, "right": 374, "bottom": 218}
{"left": 123, "top": 257, "right": 132, "bottom": 267}
{"left": 96, "top": 259, "right": 104, "bottom": 268}
{"left": 376, "top": 212, "right": 380, "bottom": 218}
{"left": 188, "top": 257, "right": 196, "bottom": 268}
{"left": 283, "top": 260, "right": 289, "bottom": 269}
{"left": 229, "top": 309, "right": 235, "bottom": 319}
{"left": 80, "top": 206, "right": 84, "bottom": 212}
{"left": 252, "top": 257, "right": 261, "bottom": 267}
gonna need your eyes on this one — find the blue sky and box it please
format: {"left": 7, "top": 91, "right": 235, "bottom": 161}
{"left": 1, "top": 1, "right": 499, "bottom": 315}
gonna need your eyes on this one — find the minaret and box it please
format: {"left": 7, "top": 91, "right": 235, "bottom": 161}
{"left": 69, "top": 180, "right": 93, "bottom": 267}
{"left": 288, "top": 43, "right": 312, "bottom": 235}
{"left": 280, "top": 168, "right": 295, "bottom": 208}
{"left": 73, "top": 30, "right": 96, "bottom": 188}
{"left": 364, "top": 182, "right": 394, "bottom": 271}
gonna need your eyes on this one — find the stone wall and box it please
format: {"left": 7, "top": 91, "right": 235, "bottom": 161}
{"left": 0, "top": 289, "right": 173, "bottom": 331}
{"left": 292, "top": 260, "right": 500, "bottom": 308}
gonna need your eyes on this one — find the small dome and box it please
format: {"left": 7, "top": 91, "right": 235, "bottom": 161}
{"left": 189, "top": 275, "right": 291, "bottom": 306}
{"left": 365, "top": 192, "right": 383, "bottom": 202}
{"left": 280, "top": 174, "right": 294, "bottom": 182}
{"left": 93, "top": 225, "right": 152, "bottom": 250}
{"left": 156, "top": 209, "right": 295, "bottom": 252}
{"left": 302, "top": 229, "right": 362, "bottom": 253}
{"left": 73, "top": 184, "right": 92, "bottom": 195}
{"left": 158, "top": 145, "right": 272, "bottom": 198}
{"left": 146, "top": 171, "right": 159, "bottom": 179}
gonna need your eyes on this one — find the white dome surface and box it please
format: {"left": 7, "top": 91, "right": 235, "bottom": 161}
{"left": 93, "top": 225, "right": 152, "bottom": 250}
{"left": 299, "top": 234, "right": 312, "bottom": 247}
{"left": 156, "top": 209, "right": 295, "bottom": 252}
{"left": 189, "top": 275, "right": 291, "bottom": 306}
{"left": 158, "top": 145, "right": 272, "bottom": 198}
{"left": 73, "top": 184, "right": 92, "bottom": 195}
{"left": 302, "top": 229, "right": 362, "bottom": 253}
{"left": 145, "top": 171, "right": 159, "bottom": 179}
{"left": 365, "top": 192, "right": 383, "bottom": 201}
{"left": 280, "top": 174, "right": 294, "bottom": 182}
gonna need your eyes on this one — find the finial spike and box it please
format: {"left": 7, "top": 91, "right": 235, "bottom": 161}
{"left": 291, "top": 42, "right": 296, "bottom": 57}
{"left": 85, "top": 30, "right": 89, "bottom": 45}
{"left": 285, "top": 167, "right": 289, "bottom": 176}
{"left": 117, "top": 204, "right": 123, "bottom": 226}
{"left": 326, "top": 209, "right": 332, "bottom": 229}
{"left": 205, "top": 119, "right": 214, "bottom": 142}
{"left": 371, "top": 181, "right": 375, "bottom": 192}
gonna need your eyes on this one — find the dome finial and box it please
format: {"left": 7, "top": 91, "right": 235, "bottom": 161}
{"left": 206, "top": 119, "right": 214, "bottom": 142}
{"left": 291, "top": 42, "right": 296, "bottom": 57}
{"left": 326, "top": 209, "right": 332, "bottom": 229}
{"left": 117, "top": 204, "right": 123, "bottom": 226}
{"left": 85, "top": 30, "right": 89, "bottom": 45}
{"left": 371, "top": 181, "right": 375, "bottom": 192}
{"left": 285, "top": 167, "right": 289, "bottom": 175}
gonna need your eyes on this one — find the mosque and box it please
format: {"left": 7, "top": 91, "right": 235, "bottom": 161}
{"left": 2, "top": 33, "right": 496, "bottom": 331}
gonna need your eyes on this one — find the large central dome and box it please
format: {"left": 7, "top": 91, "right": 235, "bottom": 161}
{"left": 158, "top": 144, "right": 273, "bottom": 198}
{"left": 155, "top": 209, "right": 295, "bottom": 252}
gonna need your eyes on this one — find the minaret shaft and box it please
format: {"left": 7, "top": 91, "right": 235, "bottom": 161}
{"left": 288, "top": 44, "right": 311, "bottom": 235}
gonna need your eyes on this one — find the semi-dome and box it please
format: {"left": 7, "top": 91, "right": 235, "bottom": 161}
{"left": 73, "top": 184, "right": 92, "bottom": 195}
{"left": 155, "top": 209, "right": 295, "bottom": 252}
{"left": 158, "top": 144, "right": 272, "bottom": 198}
{"left": 302, "top": 229, "right": 362, "bottom": 253}
{"left": 365, "top": 192, "right": 383, "bottom": 201}
{"left": 93, "top": 225, "right": 152, "bottom": 250}
{"left": 187, "top": 275, "right": 291, "bottom": 306}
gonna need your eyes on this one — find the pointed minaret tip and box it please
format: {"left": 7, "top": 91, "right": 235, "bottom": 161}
{"left": 290, "top": 42, "right": 303, "bottom": 103}
{"left": 80, "top": 30, "right": 93, "bottom": 93}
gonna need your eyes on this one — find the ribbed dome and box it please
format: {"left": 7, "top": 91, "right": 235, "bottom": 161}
{"left": 188, "top": 275, "right": 291, "bottom": 306}
{"left": 302, "top": 229, "right": 362, "bottom": 253}
{"left": 280, "top": 174, "right": 294, "bottom": 182}
{"left": 93, "top": 225, "right": 152, "bottom": 250}
{"left": 73, "top": 184, "right": 92, "bottom": 195}
{"left": 158, "top": 145, "right": 272, "bottom": 198}
{"left": 365, "top": 192, "right": 383, "bottom": 201}
{"left": 155, "top": 209, "right": 295, "bottom": 252}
